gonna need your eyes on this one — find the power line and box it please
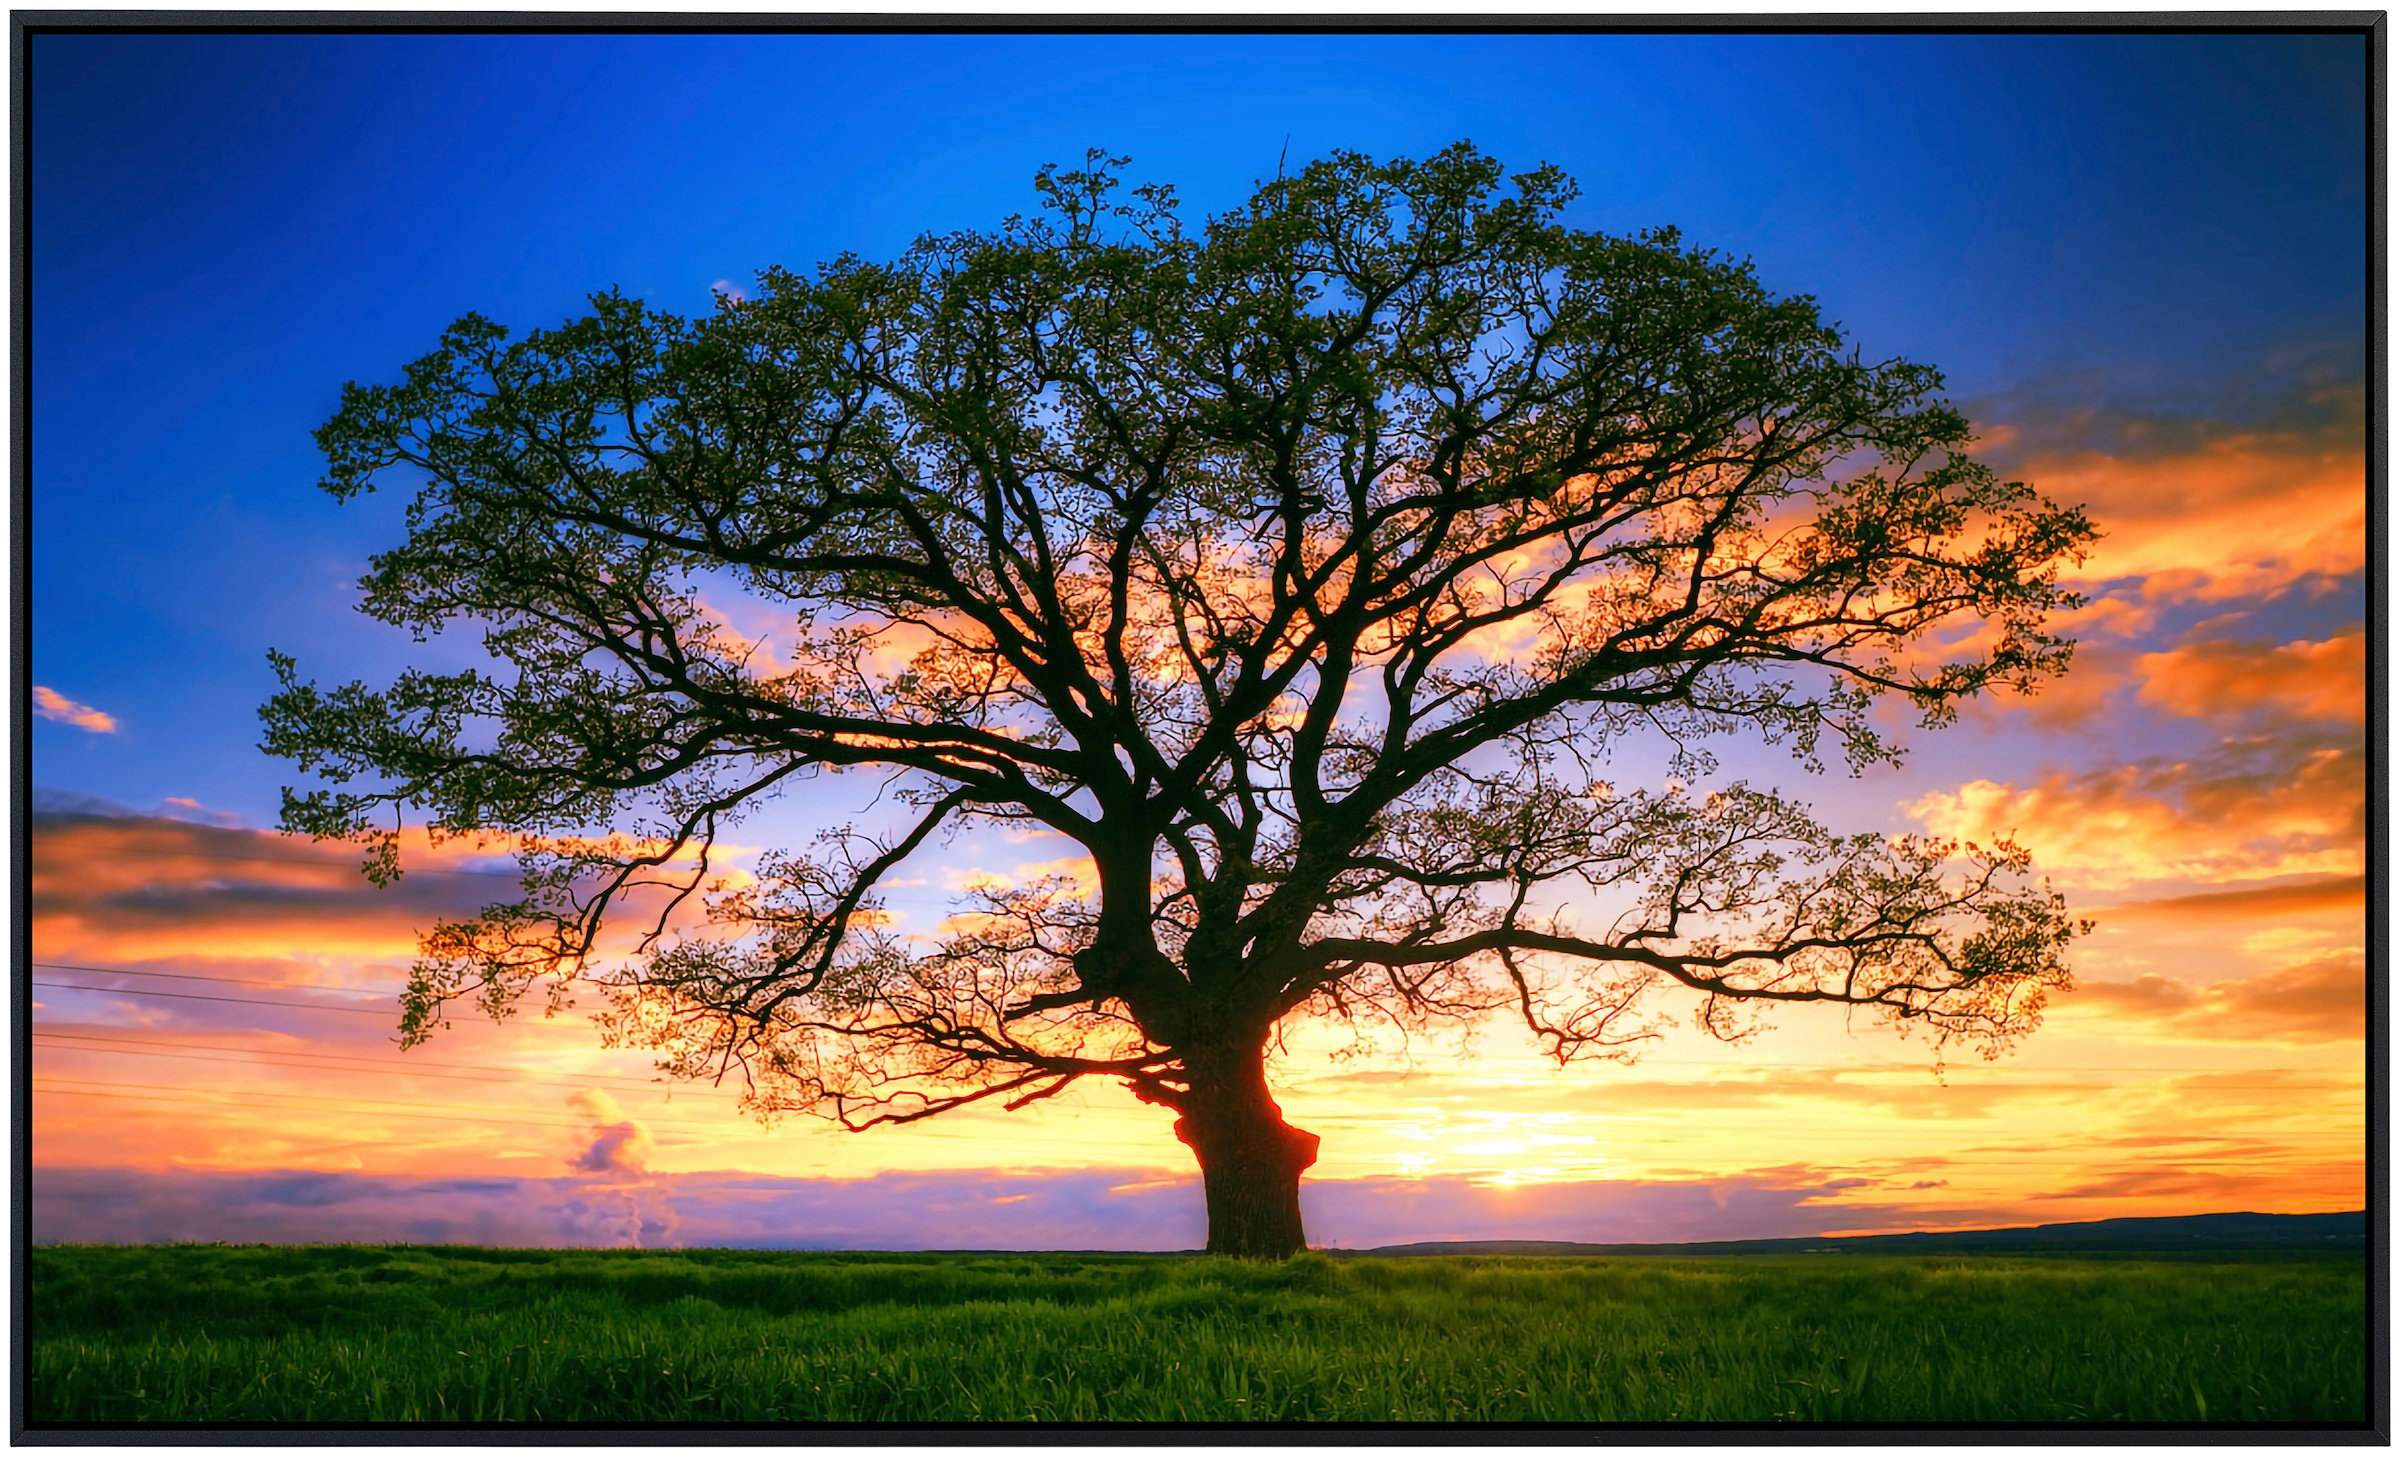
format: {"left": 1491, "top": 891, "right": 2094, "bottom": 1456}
{"left": 27, "top": 1081, "right": 2356, "bottom": 1169}
{"left": 30, "top": 1077, "right": 742, "bottom": 1133}
{"left": 29, "top": 1038, "right": 739, "bottom": 1100}
{"left": 32, "top": 961, "right": 402, "bottom": 995}
{"left": 30, "top": 1031, "right": 690, "bottom": 1092}
{"left": 29, "top": 1084, "right": 714, "bottom": 1140}
{"left": 33, "top": 1035, "right": 744, "bottom": 1099}
{"left": 32, "top": 981, "right": 401, "bottom": 1016}
{"left": 26, "top": 1051, "right": 2359, "bottom": 1148}
{"left": 41, "top": 1031, "right": 2347, "bottom": 1099}
{"left": 1297, "top": 1059, "right": 2363, "bottom": 1079}
{"left": 25, "top": 980, "right": 2363, "bottom": 1082}
{"left": 27, "top": 970, "right": 2362, "bottom": 1081}
{"left": 31, "top": 841, "right": 531, "bottom": 879}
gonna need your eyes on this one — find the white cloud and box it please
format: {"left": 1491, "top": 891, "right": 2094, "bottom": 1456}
{"left": 566, "top": 1089, "right": 656, "bottom": 1176}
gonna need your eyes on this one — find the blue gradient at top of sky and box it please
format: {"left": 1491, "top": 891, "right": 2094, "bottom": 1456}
{"left": 31, "top": 30, "right": 2368, "bottom": 819}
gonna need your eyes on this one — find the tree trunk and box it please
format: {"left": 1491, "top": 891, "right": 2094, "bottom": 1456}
{"left": 1172, "top": 1041, "right": 1321, "bottom": 1258}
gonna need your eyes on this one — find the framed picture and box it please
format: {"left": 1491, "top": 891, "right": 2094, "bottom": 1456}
{"left": 19, "top": 14, "right": 2378, "bottom": 1436}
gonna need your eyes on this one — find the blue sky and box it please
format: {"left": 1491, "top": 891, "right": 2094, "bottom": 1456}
{"left": 29, "top": 29, "right": 2371, "bottom": 1245}
{"left": 32, "top": 30, "right": 2366, "bottom": 821}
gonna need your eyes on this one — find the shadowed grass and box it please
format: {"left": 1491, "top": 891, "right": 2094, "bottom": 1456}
{"left": 30, "top": 1245, "right": 2367, "bottom": 1423}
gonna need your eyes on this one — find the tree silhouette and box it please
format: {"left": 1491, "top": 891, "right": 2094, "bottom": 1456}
{"left": 264, "top": 145, "right": 2093, "bottom": 1257}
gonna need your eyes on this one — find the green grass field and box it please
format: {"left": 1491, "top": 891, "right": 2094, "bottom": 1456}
{"left": 29, "top": 1244, "right": 2368, "bottom": 1424}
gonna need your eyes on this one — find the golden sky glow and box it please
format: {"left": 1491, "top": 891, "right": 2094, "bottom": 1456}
{"left": 31, "top": 384, "right": 2367, "bottom": 1247}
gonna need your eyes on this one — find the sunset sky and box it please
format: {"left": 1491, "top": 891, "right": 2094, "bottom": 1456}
{"left": 28, "top": 30, "right": 2369, "bottom": 1249}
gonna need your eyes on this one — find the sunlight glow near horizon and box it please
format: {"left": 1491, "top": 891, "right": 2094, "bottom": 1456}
{"left": 27, "top": 28, "right": 2367, "bottom": 1248}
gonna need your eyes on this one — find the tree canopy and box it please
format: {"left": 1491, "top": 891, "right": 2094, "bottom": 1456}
{"left": 264, "top": 144, "right": 2094, "bottom": 1256}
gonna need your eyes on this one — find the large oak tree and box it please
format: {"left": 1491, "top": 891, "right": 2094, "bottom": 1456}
{"left": 264, "top": 145, "right": 2093, "bottom": 1257}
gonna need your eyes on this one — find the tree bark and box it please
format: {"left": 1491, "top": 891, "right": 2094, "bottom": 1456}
{"left": 1172, "top": 1041, "right": 1321, "bottom": 1258}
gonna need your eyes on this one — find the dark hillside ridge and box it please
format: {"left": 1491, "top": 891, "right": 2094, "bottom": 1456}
{"left": 1348, "top": 1210, "right": 2366, "bottom": 1257}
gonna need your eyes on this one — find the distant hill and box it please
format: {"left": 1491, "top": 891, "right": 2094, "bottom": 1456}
{"left": 1349, "top": 1210, "right": 2367, "bottom": 1257}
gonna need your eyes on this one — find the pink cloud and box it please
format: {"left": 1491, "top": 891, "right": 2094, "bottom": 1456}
{"left": 33, "top": 686, "right": 116, "bottom": 733}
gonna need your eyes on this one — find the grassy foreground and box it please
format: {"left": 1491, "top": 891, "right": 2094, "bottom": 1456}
{"left": 30, "top": 1244, "right": 2367, "bottom": 1424}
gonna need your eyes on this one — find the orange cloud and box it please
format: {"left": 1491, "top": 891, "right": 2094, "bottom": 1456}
{"left": 1971, "top": 363, "right": 2365, "bottom": 602}
{"left": 31, "top": 812, "right": 515, "bottom": 964}
{"left": 2198, "top": 953, "right": 2364, "bottom": 1040}
{"left": 2034, "top": 435, "right": 2363, "bottom": 598}
{"left": 1960, "top": 620, "right": 2362, "bottom": 738}
{"left": 2026, "top": 1160, "right": 2363, "bottom": 1208}
{"left": 2064, "top": 951, "right": 2364, "bottom": 1043}
{"left": 1963, "top": 639, "right": 2134, "bottom": 731}
{"left": 30, "top": 810, "right": 755, "bottom": 968}
{"left": 2088, "top": 874, "right": 2364, "bottom": 925}
{"left": 1907, "top": 734, "right": 2364, "bottom": 890}
{"left": 33, "top": 686, "right": 116, "bottom": 733}
{"left": 2136, "top": 628, "right": 2364, "bottom": 725}
{"left": 2054, "top": 595, "right": 2163, "bottom": 642}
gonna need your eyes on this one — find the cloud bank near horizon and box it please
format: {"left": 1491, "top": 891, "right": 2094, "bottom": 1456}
{"left": 37, "top": 1165, "right": 2057, "bottom": 1252}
